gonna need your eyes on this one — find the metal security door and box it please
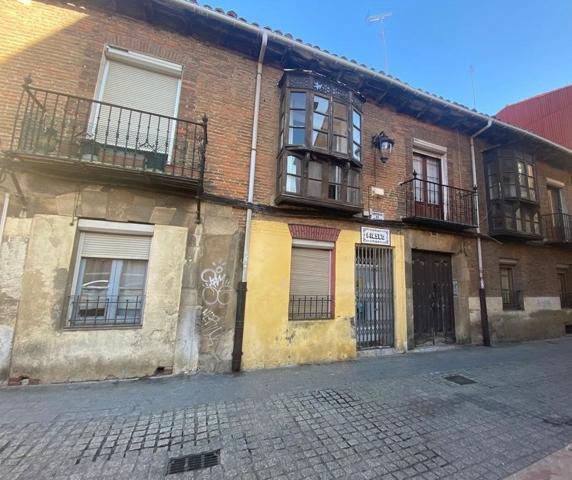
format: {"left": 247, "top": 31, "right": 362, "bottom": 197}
{"left": 412, "top": 250, "right": 455, "bottom": 345}
{"left": 355, "top": 245, "right": 394, "bottom": 348}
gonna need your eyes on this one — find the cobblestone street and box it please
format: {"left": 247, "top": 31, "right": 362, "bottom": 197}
{"left": 1, "top": 338, "right": 571, "bottom": 479}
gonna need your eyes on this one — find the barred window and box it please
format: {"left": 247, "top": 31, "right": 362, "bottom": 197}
{"left": 289, "top": 242, "right": 334, "bottom": 320}
{"left": 68, "top": 220, "right": 152, "bottom": 328}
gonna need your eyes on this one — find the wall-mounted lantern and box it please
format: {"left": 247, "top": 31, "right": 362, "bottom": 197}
{"left": 372, "top": 131, "right": 395, "bottom": 163}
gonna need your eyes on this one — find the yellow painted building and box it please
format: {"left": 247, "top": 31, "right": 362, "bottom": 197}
{"left": 242, "top": 217, "right": 407, "bottom": 370}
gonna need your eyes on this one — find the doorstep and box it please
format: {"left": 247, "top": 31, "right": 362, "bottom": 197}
{"left": 357, "top": 347, "right": 401, "bottom": 358}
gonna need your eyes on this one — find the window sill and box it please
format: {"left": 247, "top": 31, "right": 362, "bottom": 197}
{"left": 62, "top": 324, "right": 143, "bottom": 332}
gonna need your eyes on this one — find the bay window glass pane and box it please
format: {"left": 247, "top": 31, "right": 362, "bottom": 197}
{"left": 328, "top": 165, "right": 342, "bottom": 200}
{"left": 333, "top": 118, "right": 347, "bottom": 135}
{"left": 333, "top": 102, "right": 347, "bottom": 118}
{"left": 353, "top": 143, "right": 361, "bottom": 161}
{"left": 308, "top": 161, "right": 323, "bottom": 198}
{"left": 515, "top": 208, "right": 522, "bottom": 231}
{"left": 312, "top": 131, "right": 328, "bottom": 149}
{"left": 289, "top": 110, "right": 305, "bottom": 128}
{"left": 352, "top": 110, "right": 361, "bottom": 130}
{"left": 313, "top": 96, "right": 329, "bottom": 114}
{"left": 312, "top": 113, "right": 329, "bottom": 131}
{"left": 352, "top": 128, "right": 361, "bottom": 145}
{"left": 333, "top": 135, "right": 347, "bottom": 153}
{"left": 347, "top": 170, "right": 360, "bottom": 204}
{"left": 286, "top": 155, "right": 301, "bottom": 193}
{"left": 289, "top": 92, "right": 306, "bottom": 109}
{"left": 288, "top": 127, "right": 305, "bottom": 144}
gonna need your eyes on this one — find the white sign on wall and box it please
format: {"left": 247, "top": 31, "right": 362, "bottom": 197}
{"left": 361, "top": 227, "right": 391, "bottom": 246}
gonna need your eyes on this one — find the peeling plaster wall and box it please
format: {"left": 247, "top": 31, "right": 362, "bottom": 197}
{"left": 0, "top": 171, "right": 244, "bottom": 383}
{"left": 0, "top": 217, "right": 32, "bottom": 381}
{"left": 468, "top": 296, "right": 572, "bottom": 343}
{"left": 9, "top": 215, "right": 187, "bottom": 383}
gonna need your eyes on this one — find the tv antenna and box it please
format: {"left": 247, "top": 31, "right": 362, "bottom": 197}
{"left": 367, "top": 12, "right": 392, "bottom": 73}
{"left": 468, "top": 65, "right": 477, "bottom": 109}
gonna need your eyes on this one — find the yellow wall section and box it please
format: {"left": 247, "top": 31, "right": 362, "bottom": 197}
{"left": 242, "top": 218, "right": 407, "bottom": 369}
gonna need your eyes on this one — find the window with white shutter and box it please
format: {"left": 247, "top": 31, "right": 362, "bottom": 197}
{"left": 288, "top": 242, "right": 333, "bottom": 320}
{"left": 92, "top": 47, "right": 182, "bottom": 157}
{"left": 68, "top": 220, "right": 153, "bottom": 328}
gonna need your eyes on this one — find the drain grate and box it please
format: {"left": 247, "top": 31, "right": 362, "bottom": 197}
{"left": 166, "top": 450, "right": 220, "bottom": 475}
{"left": 444, "top": 374, "right": 477, "bottom": 385}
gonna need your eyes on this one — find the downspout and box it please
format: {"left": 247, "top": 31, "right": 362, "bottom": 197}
{"left": 231, "top": 31, "right": 268, "bottom": 372}
{"left": 470, "top": 120, "right": 493, "bottom": 346}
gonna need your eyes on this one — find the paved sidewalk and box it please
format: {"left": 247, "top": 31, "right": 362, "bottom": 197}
{"left": 0, "top": 337, "right": 572, "bottom": 479}
{"left": 507, "top": 443, "right": 572, "bottom": 480}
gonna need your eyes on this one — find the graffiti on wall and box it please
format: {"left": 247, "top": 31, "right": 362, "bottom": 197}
{"left": 201, "top": 261, "right": 231, "bottom": 306}
{"left": 199, "top": 261, "right": 231, "bottom": 350}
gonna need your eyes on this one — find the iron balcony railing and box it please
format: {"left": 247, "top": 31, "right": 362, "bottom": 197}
{"left": 542, "top": 213, "right": 572, "bottom": 244}
{"left": 9, "top": 79, "right": 207, "bottom": 183}
{"left": 402, "top": 175, "right": 477, "bottom": 227}
{"left": 561, "top": 292, "right": 572, "bottom": 309}
{"left": 68, "top": 295, "right": 145, "bottom": 327}
{"left": 288, "top": 295, "right": 333, "bottom": 321}
{"left": 501, "top": 289, "right": 524, "bottom": 311}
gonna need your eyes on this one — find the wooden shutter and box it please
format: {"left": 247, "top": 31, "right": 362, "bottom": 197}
{"left": 81, "top": 232, "right": 151, "bottom": 260}
{"left": 289, "top": 247, "right": 331, "bottom": 297}
{"left": 96, "top": 58, "right": 180, "bottom": 152}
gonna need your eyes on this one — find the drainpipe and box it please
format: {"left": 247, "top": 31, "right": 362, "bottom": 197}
{"left": 0, "top": 192, "right": 9, "bottom": 248}
{"left": 231, "top": 31, "right": 268, "bottom": 372}
{"left": 470, "top": 120, "right": 492, "bottom": 346}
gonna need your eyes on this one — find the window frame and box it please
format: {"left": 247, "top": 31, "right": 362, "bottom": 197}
{"left": 499, "top": 263, "right": 523, "bottom": 311}
{"left": 65, "top": 220, "right": 153, "bottom": 330}
{"left": 278, "top": 152, "right": 362, "bottom": 209}
{"left": 91, "top": 45, "right": 183, "bottom": 162}
{"left": 279, "top": 71, "right": 364, "bottom": 163}
{"left": 288, "top": 239, "right": 336, "bottom": 321}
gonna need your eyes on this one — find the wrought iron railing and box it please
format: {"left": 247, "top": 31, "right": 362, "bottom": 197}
{"left": 288, "top": 295, "right": 333, "bottom": 320}
{"left": 561, "top": 292, "right": 572, "bottom": 309}
{"left": 68, "top": 295, "right": 145, "bottom": 327}
{"left": 402, "top": 175, "right": 477, "bottom": 227}
{"left": 9, "top": 79, "right": 207, "bottom": 182}
{"left": 542, "top": 213, "right": 572, "bottom": 243}
{"left": 501, "top": 289, "right": 523, "bottom": 311}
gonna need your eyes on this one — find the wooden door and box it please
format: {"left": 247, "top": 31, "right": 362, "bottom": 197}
{"left": 412, "top": 250, "right": 455, "bottom": 345}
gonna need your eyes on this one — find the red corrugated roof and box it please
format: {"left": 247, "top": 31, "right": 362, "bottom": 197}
{"left": 496, "top": 85, "right": 572, "bottom": 150}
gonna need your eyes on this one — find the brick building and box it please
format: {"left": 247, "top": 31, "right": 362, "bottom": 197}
{"left": 0, "top": 0, "right": 570, "bottom": 383}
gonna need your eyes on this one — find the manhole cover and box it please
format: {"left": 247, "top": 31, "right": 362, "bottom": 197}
{"left": 444, "top": 374, "right": 476, "bottom": 385}
{"left": 166, "top": 450, "right": 220, "bottom": 474}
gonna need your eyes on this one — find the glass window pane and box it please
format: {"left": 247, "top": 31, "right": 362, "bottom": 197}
{"left": 308, "top": 179, "right": 322, "bottom": 198}
{"left": 289, "top": 110, "right": 305, "bottom": 128}
{"left": 347, "top": 187, "right": 360, "bottom": 205}
{"left": 333, "top": 135, "right": 347, "bottom": 153}
{"left": 328, "top": 166, "right": 341, "bottom": 200}
{"left": 286, "top": 156, "right": 301, "bottom": 175}
{"left": 426, "top": 159, "right": 440, "bottom": 183}
{"left": 348, "top": 170, "right": 359, "bottom": 188}
{"left": 333, "top": 118, "right": 347, "bottom": 136}
{"left": 312, "top": 113, "right": 329, "bottom": 131}
{"left": 75, "top": 258, "right": 113, "bottom": 322}
{"left": 330, "top": 165, "right": 342, "bottom": 183}
{"left": 313, "top": 95, "right": 329, "bottom": 114}
{"left": 288, "top": 127, "right": 305, "bottom": 144}
{"left": 353, "top": 142, "right": 361, "bottom": 161}
{"left": 79, "top": 258, "right": 112, "bottom": 297}
{"left": 116, "top": 260, "right": 147, "bottom": 323}
{"left": 286, "top": 175, "right": 300, "bottom": 193}
{"left": 289, "top": 92, "right": 306, "bottom": 109}
{"left": 413, "top": 157, "right": 423, "bottom": 179}
{"left": 352, "top": 128, "right": 360, "bottom": 145}
{"left": 333, "top": 102, "right": 347, "bottom": 119}
{"left": 308, "top": 160, "right": 322, "bottom": 180}
{"left": 312, "top": 131, "right": 329, "bottom": 149}
{"left": 352, "top": 110, "right": 361, "bottom": 129}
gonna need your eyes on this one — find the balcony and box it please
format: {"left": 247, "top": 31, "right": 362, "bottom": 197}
{"left": 401, "top": 176, "right": 477, "bottom": 230}
{"left": 542, "top": 213, "right": 572, "bottom": 245}
{"left": 5, "top": 80, "right": 207, "bottom": 192}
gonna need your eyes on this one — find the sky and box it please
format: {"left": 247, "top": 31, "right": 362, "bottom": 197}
{"left": 209, "top": 0, "right": 572, "bottom": 115}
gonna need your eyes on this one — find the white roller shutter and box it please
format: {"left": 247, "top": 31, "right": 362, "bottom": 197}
{"left": 289, "top": 247, "right": 331, "bottom": 297}
{"left": 80, "top": 232, "right": 151, "bottom": 260}
{"left": 95, "top": 52, "right": 181, "bottom": 153}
